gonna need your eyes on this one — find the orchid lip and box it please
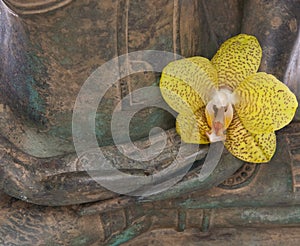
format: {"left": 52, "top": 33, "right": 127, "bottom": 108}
{"left": 205, "top": 88, "right": 235, "bottom": 142}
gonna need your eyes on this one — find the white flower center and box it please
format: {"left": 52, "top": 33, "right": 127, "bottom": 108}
{"left": 205, "top": 88, "right": 237, "bottom": 142}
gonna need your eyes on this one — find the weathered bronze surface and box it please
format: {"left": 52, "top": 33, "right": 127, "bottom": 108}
{"left": 0, "top": 0, "right": 300, "bottom": 245}
{"left": 1, "top": 124, "right": 300, "bottom": 245}
{"left": 0, "top": 0, "right": 246, "bottom": 205}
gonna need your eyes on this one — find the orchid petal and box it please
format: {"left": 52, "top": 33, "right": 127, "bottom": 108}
{"left": 225, "top": 114, "right": 276, "bottom": 163}
{"left": 234, "top": 72, "right": 298, "bottom": 134}
{"left": 176, "top": 108, "right": 210, "bottom": 144}
{"left": 211, "top": 34, "right": 262, "bottom": 89}
{"left": 160, "top": 57, "right": 218, "bottom": 114}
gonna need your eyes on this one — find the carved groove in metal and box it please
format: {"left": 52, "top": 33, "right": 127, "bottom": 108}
{"left": 2, "top": 0, "right": 72, "bottom": 14}
{"left": 287, "top": 133, "right": 300, "bottom": 192}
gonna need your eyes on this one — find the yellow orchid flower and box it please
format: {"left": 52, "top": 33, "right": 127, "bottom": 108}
{"left": 160, "top": 34, "right": 298, "bottom": 163}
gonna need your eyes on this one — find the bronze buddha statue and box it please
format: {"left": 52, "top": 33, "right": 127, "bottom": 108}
{"left": 0, "top": 0, "right": 300, "bottom": 245}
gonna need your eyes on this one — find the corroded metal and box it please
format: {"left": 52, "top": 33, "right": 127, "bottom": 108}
{"left": 0, "top": 0, "right": 243, "bottom": 158}
{"left": 218, "top": 163, "right": 260, "bottom": 189}
{"left": 0, "top": 0, "right": 244, "bottom": 205}
{"left": 1, "top": 124, "right": 300, "bottom": 245}
{"left": 0, "top": 0, "right": 300, "bottom": 245}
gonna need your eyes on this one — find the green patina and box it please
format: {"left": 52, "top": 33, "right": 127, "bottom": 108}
{"left": 24, "top": 51, "right": 48, "bottom": 123}
{"left": 178, "top": 195, "right": 286, "bottom": 210}
{"left": 95, "top": 112, "right": 113, "bottom": 146}
{"left": 240, "top": 207, "right": 300, "bottom": 225}
{"left": 26, "top": 76, "right": 46, "bottom": 122}
{"left": 108, "top": 222, "right": 148, "bottom": 246}
{"left": 177, "top": 210, "right": 186, "bottom": 232}
{"left": 70, "top": 235, "right": 96, "bottom": 246}
{"left": 201, "top": 211, "right": 211, "bottom": 232}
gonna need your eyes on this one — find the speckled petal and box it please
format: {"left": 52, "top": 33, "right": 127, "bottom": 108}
{"left": 160, "top": 57, "right": 218, "bottom": 114}
{"left": 234, "top": 72, "right": 298, "bottom": 134}
{"left": 225, "top": 114, "right": 276, "bottom": 163}
{"left": 211, "top": 34, "right": 262, "bottom": 89}
{"left": 176, "top": 107, "right": 210, "bottom": 144}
